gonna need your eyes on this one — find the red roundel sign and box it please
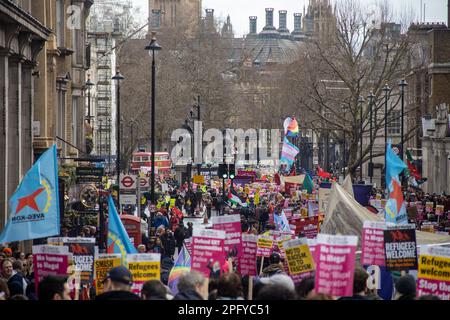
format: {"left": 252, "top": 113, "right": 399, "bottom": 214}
{"left": 121, "top": 175, "right": 135, "bottom": 189}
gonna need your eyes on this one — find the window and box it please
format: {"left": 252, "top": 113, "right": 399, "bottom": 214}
{"left": 72, "top": 97, "right": 78, "bottom": 145}
{"left": 388, "top": 110, "right": 401, "bottom": 135}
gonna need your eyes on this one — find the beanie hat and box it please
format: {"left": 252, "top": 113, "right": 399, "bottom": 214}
{"left": 395, "top": 275, "right": 416, "bottom": 296}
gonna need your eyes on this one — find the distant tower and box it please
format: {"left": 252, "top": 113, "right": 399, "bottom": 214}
{"left": 148, "top": 0, "right": 202, "bottom": 34}
{"left": 222, "top": 15, "right": 234, "bottom": 39}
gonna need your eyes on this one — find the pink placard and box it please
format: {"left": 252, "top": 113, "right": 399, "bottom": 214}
{"left": 192, "top": 229, "right": 226, "bottom": 279}
{"left": 361, "top": 221, "right": 386, "bottom": 266}
{"left": 239, "top": 234, "right": 258, "bottom": 276}
{"left": 315, "top": 234, "right": 358, "bottom": 297}
{"left": 212, "top": 215, "right": 242, "bottom": 271}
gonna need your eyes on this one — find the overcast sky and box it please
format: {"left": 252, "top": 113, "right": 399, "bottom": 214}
{"left": 131, "top": 0, "right": 448, "bottom": 37}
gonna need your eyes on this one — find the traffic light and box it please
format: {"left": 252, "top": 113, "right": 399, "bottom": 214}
{"left": 228, "top": 164, "right": 235, "bottom": 179}
{"left": 218, "top": 164, "right": 228, "bottom": 179}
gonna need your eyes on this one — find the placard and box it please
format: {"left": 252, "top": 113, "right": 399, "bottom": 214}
{"left": 318, "top": 188, "right": 331, "bottom": 213}
{"left": 256, "top": 236, "right": 274, "bottom": 257}
{"left": 283, "top": 238, "right": 315, "bottom": 275}
{"left": 361, "top": 221, "right": 386, "bottom": 266}
{"left": 383, "top": 224, "right": 418, "bottom": 271}
{"left": 94, "top": 254, "right": 122, "bottom": 295}
{"left": 425, "top": 202, "right": 434, "bottom": 213}
{"left": 192, "top": 228, "right": 226, "bottom": 279}
{"left": 315, "top": 234, "right": 358, "bottom": 297}
{"left": 212, "top": 215, "right": 242, "bottom": 265}
{"left": 239, "top": 234, "right": 258, "bottom": 276}
{"left": 417, "top": 246, "right": 450, "bottom": 300}
{"left": 435, "top": 205, "right": 444, "bottom": 216}
{"left": 127, "top": 253, "right": 161, "bottom": 295}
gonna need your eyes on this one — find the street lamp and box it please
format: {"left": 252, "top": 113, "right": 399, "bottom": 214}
{"left": 190, "top": 96, "right": 201, "bottom": 175}
{"left": 112, "top": 68, "right": 124, "bottom": 210}
{"left": 398, "top": 78, "right": 408, "bottom": 161}
{"left": 367, "top": 91, "right": 375, "bottom": 184}
{"left": 342, "top": 105, "right": 348, "bottom": 177}
{"left": 85, "top": 75, "right": 95, "bottom": 124}
{"left": 107, "top": 117, "right": 111, "bottom": 175}
{"left": 382, "top": 83, "right": 391, "bottom": 189}
{"left": 145, "top": 32, "right": 162, "bottom": 204}
{"left": 358, "top": 96, "right": 365, "bottom": 182}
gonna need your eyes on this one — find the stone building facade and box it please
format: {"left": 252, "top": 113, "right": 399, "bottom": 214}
{"left": 0, "top": 0, "right": 51, "bottom": 227}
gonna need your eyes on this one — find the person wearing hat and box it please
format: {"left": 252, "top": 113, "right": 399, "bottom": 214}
{"left": 260, "top": 252, "right": 286, "bottom": 278}
{"left": 394, "top": 274, "right": 416, "bottom": 300}
{"left": 96, "top": 266, "right": 140, "bottom": 300}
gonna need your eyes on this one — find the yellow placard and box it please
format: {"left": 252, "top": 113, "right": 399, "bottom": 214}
{"left": 193, "top": 175, "right": 205, "bottom": 184}
{"left": 169, "top": 199, "right": 176, "bottom": 208}
{"left": 94, "top": 257, "right": 122, "bottom": 295}
{"left": 300, "top": 207, "right": 308, "bottom": 217}
{"left": 285, "top": 244, "right": 315, "bottom": 275}
{"left": 128, "top": 261, "right": 160, "bottom": 282}
{"left": 418, "top": 255, "right": 450, "bottom": 282}
{"left": 254, "top": 192, "right": 260, "bottom": 205}
{"left": 257, "top": 238, "right": 274, "bottom": 249}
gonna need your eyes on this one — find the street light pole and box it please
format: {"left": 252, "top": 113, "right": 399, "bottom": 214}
{"left": 367, "top": 92, "right": 375, "bottom": 184}
{"left": 399, "top": 79, "right": 408, "bottom": 161}
{"left": 85, "top": 75, "right": 94, "bottom": 124}
{"left": 107, "top": 117, "right": 111, "bottom": 175}
{"left": 382, "top": 83, "right": 391, "bottom": 190}
{"left": 99, "top": 119, "right": 103, "bottom": 156}
{"left": 112, "top": 69, "right": 125, "bottom": 210}
{"left": 196, "top": 95, "right": 201, "bottom": 175}
{"left": 358, "top": 96, "right": 365, "bottom": 183}
{"left": 145, "top": 32, "right": 162, "bottom": 204}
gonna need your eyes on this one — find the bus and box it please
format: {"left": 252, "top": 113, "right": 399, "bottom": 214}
{"left": 131, "top": 151, "right": 172, "bottom": 175}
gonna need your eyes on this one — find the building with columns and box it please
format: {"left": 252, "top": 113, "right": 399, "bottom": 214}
{"left": 0, "top": 0, "right": 51, "bottom": 228}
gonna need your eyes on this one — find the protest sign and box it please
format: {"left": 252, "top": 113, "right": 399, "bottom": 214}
{"left": 435, "top": 205, "right": 444, "bottom": 216}
{"left": 48, "top": 237, "right": 96, "bottom": 285}
{"left": 318, "top": 188, "right": 332, "bottom": 214}
{"left": 256, "top": 236, "right": 274, "bottom": 257}
{"left": 212, "top": 214, "right": 242, "bottom": 264}
{"left": 94, "top": 254, "right": 122, "bottom": 295}
{"left": 33, "top": 245, "right": 70, "bottom": 298}
{"left": 383, "top": 224, "right": 418, "bottom": 271}
{"left": 307, "top": 238, "right": 318, "bottom": 265}
{"left": 292, "top": 216, "right": 319, "bottom": 238}
{"left": 184, "top": 238, "right": 192, "bottom": 255}
{"left": 239, "top": 234, "right": 258, "bottom": 276}
{"left": 192, "top": 228, "right": 226, "bottom": 279}
{"left": 315, "top": 234, "right": 358, "bottom": 297}
{"left": 127, "top": 253, "right": 161, "bottom": 295}
{"left": 421, "top": 222, "right": 435, "bottom": 233}
{"left": 283, "top": 238, "right": 315, "bottom": 275}
{"left": 425, "top": 202, "right": 434, "bottom": 213}
{"left": 417, "top": 246, "right": 450, "bottom": 300}
{"left": 361, "top": 221, "right": 386, "bottom": 266}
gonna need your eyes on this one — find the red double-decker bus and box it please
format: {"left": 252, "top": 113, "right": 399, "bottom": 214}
{"left": 131, "top": 151, "right": 172, "bottom": 175}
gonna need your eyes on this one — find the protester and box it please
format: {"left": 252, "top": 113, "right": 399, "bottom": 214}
{"left": 173, "top": 271, "right": 208, "bottom": 300}
{"left": 338, "top": 266, "right": 369, "bottom": 300}
{"left": 141, "top": 280, "right": 169, "bottom": 300}
{"left": 295, "top": 276, "right": 315, "bottom": 300}
{"left": 137, "top": 244, "right": 147, "bottom": 253}
{"left": 216, "top": 273, "right": 244, "bottom": 300}
{"left": 7, "top": 260, "right": 29, "bottom": 296}
{"left": 394, "top": 274, "right": 417, "bottom": 300}
{"left": 38, "top": 275, "right": 71, "bottom": 300}
{"left": 95, "top": 266, "right": 140, "bottom": 300}
{"left": 0, "top": 278, "right": 9, "bottom": 300}
{"left": 260, "top": 252, "right": 285, "bottom": 277}
{"left": 0, "top": 258, "right": 13, "bottom": 281}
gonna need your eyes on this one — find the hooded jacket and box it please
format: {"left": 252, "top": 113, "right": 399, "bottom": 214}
{"left": 260, "top": 263, "right": 285, "bottom": 278}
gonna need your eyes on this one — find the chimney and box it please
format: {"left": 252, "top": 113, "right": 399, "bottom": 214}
{"left": 279, "top": 10, "right": 288, "bottom": 31}
{"left": 205, "top": 8, "right": 214, "bottom": 29}
{"left": 293, "top": 13, "right": 302, "bottom": 32}
{"left": 265, "top": 8, "right": 274, "bottom": 28}
{"left": 249, "top": 16, "right": 257, "bottom": 34}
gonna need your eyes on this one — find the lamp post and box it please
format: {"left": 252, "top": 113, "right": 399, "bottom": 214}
{"left": 145, "top": 32, "right": 162, "bottom": 204}
{"left": 358, "top": 96, "right": 365, "bottom": 183}
{"left": 382, "top": 83, "right": 391, "bottom": 189}
{"left": 190, "top": 95, "right": 201, "bottom": 175}
{"left": 112, "top": 69, "right": 124, "bottom": 210}
{"left": 398, "top": 79, "right": 408, "bottom": 161}
{"left": 367, "top": 92, "right": 375, "bottom": 184}
{"left": 98, "top": 119, "right": 103, "bottom": 156}
{"left": 107, "top": 117, "right": 111, "bottom": 175}
{"left": 342, "top": 106, "right": 348, "bottom": 177}
{"left": 85, "top": 75, "right": 95, "bottom": 124}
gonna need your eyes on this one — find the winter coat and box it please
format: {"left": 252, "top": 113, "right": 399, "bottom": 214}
{"left": 173, "top": 289, "right": 204, "bottom": 300}
{"left": 260, "top": 264, "right": 285, "bottom": 278}
{"left": 161, "top": 234, "right": 176, "bottom": 256}
{"left": 154, "top": 214, "right": 169, "bottom": 230}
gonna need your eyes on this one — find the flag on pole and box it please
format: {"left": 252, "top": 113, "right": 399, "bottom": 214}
{"left": 168, "top": 245, "right": 191, "bottom": 295}
{"left": 0, "top": 145, "right": 60, "bottom": 243}
{"left": 283, "top": 117, "right": 299, "bottom": 137}
{"left": 303, "top": 173, "right": 314, "bottom": 194}
{"left": 107, "top": 195, "right": 138, "bottom": 255}
{"left": 317, "top": 166, "right": 331, "bottom": 179}
{"left": 384, "top": 142, "right": 408, "bottom": 224}
{"left": 280, "top": 137, "right": 299, "bottom": 166}
{"left": 228, "top": 189, "right": 248, "bottom": 207}
{"left": 274, "top": 210, "right": 291, "bottom": 232}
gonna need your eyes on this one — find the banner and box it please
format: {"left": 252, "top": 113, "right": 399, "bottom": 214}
{"left": 127, "top": 253, "right": 161, "bottom": 295}
{"left": 94, "top": 254, "right": 122, "bottom": 295}
{"left": 383, "top": 224, "right": 418, "bottom": 271}
{"left": 0, "top": 145, "right": 60, "bottom": 243}
{"left": 212, "top": 214, "right": 242, "bottom": 268}
{"left": 33, "top": 245, "right": 70, "bottom": 298}
{"left": 315, "top": 234, "right": 358, "bottom": 297}
{"left": 361, "top": 221, "right": 386, "bottom": 266}
{"left": 417, "top": 246, "right": 450, "bottom": 300}
{"left": 283, "top": 238, "right": 315, "bottom": 276}
{"left": 292, "top": 216, "right": 319, "bottom": 238}
{"left": 107, "top": 195, "right": 138, "bottom": 255}
{"left": 239, "top": 234, "right": 258, "bottom": 276}
{"left": 318, "top": 188, "right": 331, "bottom": 214}
{"left": 256, "top": 236, "right": 274, "bottom": 257}
{"left": 192, "top": 228, "right": 226, "bottom": 279}
{"left": 48, "top": 237, "right": 96, "bottom": 286}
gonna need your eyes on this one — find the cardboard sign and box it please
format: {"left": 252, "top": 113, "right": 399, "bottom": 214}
{"left": 318, "top": 188, "right": 331, "bottom": 214}
{"left": 94, "top": 254, "right": 122, "bottom": 295}
{"left": 256, "top": 236, "right": 274, "bottom": 257}
{"left": 435, "top": 205, "right": 444, "bottom": 216}
{"left": 127, "top": 253, "right": 161, "bottom": 295}
{"left": 383, "top": 224, "right": 418, "bottom": 271}
{"left": 421, "top": 222, "right": 435, "bottom": 233}
{"left": 283, "top": 238, "right": 315, "bottom": 275}
{"left": 192, "top": 228, "right": 226, "bottom": 279}
{"left": 361, "top": 221, "right": 386, "bottom": 266}
{"left": 211, "top": 214, "right": 242, "bottom": 262}
{"left": 417, "top": 246, "right": 450, "bottom": 300}
{"left": 193, "top": 175, "right": 205, "bottom": 184}
{"left": 425, "top": 202, "right": 434, "bottom": 213}
{"left": 33, "top": 245, "right": 70, "bottom": 298}
{"left": 239, "top": 234, "right": 258, "bottom": 276}
{"left": 315, "top": 234, "right": 358, "bottom": 297}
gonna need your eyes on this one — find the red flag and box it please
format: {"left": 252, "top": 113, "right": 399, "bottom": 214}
{"left": 317, "top": 166, "right": 331, "bottom": 178}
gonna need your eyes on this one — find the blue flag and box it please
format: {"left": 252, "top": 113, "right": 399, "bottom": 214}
{"left": 0, "top": 145, "right": 60, "bottom": 243}
{"left": 107, "top": 195, "right": 137, "bottom": 255}
{"left": 384, "top": 142, "right": 408, "bottom": 224}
